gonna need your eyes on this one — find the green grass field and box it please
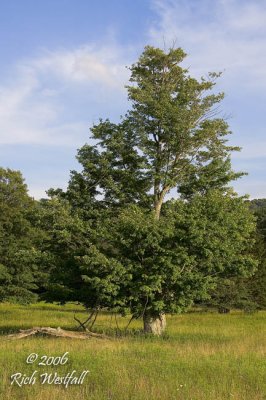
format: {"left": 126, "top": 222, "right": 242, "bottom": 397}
{"left": 0, "top": 303, "right": 265, "bottom": 400}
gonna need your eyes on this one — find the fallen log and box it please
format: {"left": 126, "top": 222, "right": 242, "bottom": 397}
{"left": 5, "top": 328, "right": 38, "bottom": 340}
{"left": 3, "top": 326, "right": 109, "bottom": 340}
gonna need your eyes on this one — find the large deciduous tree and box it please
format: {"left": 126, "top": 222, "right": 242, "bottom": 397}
{"left": 52, "top": 46, "right": 257, "bottom": 334}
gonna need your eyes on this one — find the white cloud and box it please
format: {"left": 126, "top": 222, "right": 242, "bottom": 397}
{"left": 0, "top": 44, "right": 130, "bottom": 146}
{"left": 150, "top": 0, "right": 266, "bottom": 89}
{"left": 30, "top": 45, "right": 128, "bottom": 87}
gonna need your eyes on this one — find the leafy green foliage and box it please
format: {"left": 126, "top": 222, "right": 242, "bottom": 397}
{"left": 0, "top": 168, "right": 48, "bottom": 304}
{"left": 248, "top": 200, "right": 266, "bottom": 309}
{"left": 202, "top": 199, "right": 266, "bottom": 312}
{"left": 107, "top": 191, "right": 257, "bottom": 318}
{"left": 44, "top": 46, "right": 258, "bottom": 325}
{"left": 36, "top": 198, "right": 129, "bottom": 312}
{"left": 126, "top": 46, "right": 243, "bottom": 215}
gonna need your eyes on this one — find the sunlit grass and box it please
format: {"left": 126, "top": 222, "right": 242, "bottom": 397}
{"left": 0, "top": 303, "right": 265, "bottom": 400}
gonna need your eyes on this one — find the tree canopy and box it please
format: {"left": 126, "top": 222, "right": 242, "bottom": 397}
{"left": 46, "top": 45, "right": 257, "bottom": 334}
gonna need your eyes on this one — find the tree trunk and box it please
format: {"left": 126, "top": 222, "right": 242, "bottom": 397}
{"left": 154, "top": 199, "right": 163, "bottom": 220}
{"left": 143, "top": 313, "right": 166, "bottom": 335}
{"left": 154, "top": 186, "right": 170, "bottom": 220}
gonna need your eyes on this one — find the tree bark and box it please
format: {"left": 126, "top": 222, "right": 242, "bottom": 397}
{"left": 154, "top": 186, "right": 170, "bottom": 220}
{"left": 143, "top": 313, "right": 166, "bottom": 335}
{"left": 154, "top": 198, "right": 164, "bottom": 220}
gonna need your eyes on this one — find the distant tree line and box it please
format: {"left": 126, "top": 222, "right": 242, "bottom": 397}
{"left": 199, "top": 198, "right": 266, "bottom": 313}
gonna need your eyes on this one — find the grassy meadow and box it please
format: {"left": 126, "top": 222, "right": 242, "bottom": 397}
{"left": 0, "top": 303, "right": 265, "bottom": 400}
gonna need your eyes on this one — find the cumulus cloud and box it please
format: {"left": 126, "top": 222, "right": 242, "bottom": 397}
{"left": 0, "top": 44, "right": 130, "bottom": 146}
{"left": 30, "top": 45, "right": 128, "bottom": 87}
{"left": 150, "top": 0, "right": 266, "bottom": 89}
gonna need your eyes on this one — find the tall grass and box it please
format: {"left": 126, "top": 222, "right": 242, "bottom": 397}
{"left": 0, "top": 303, "right": 265, "bottom": 400}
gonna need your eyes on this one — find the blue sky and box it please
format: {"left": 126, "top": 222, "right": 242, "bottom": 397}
{"left": 0, "top": 0, "right": 265, "bottom": 199}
